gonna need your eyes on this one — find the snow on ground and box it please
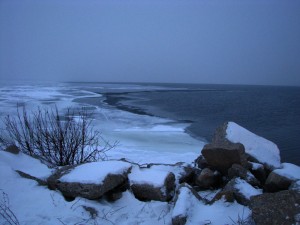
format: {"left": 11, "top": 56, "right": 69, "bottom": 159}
{"left": 226, "top": 121, "right": 281, "bottom": 169}
{"left": 0, "top": 150, "right": 252, "bottom": 225}
{"left": 172, "top": 186, "right": 252, "bottom": 225}
{"left": 0, "top": 151, "right": 52, "bottom": 179}
{"left": 273, "top": 163, "right": 300, "bottom": 180}
{"left": 59, "top": 161, "right": 131, "bottom": 184}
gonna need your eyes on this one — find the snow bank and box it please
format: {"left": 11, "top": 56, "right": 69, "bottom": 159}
{"left": 226, "top": 121, "right": 281, "bottom": 168}
{"left": 186, "top": 198, "right": 251, "bottom": 225}
{"left": 234, "top": 178, "right": 262, "bottom": 200}
{"left": 59, "top": 161, "right": 131, "bottom": 184}
{"left": 172, "top": 187, "right": 198, "bottom": 219}
{"left": 0, "top": 151, "right": 52, "bottom": 179}
{"left": 273, "top": 163, "right": 300, "bottom": 180}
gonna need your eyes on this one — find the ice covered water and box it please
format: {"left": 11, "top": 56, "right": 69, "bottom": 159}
{"left": 0, "top": 82, "right": 204, "bottom": 164}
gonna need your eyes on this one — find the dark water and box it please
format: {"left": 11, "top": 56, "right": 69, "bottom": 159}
{"left": 103, "top": 83, "right": 300, "bottom": 165}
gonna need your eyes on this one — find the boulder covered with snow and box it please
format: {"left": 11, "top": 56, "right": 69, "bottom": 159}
{"left": 48, "top": 161, "right": 132, "bottom": 200}
{"left": 250, "top": 190, "right": 300, "bottom": 225}
{"left": 225, "top": 122, "right": 281, "bottom": 170}
{"left": 212, "top": 178, "right": 262, "bottom": 206}
{"left": 129, "top": 167, "right": 175, "bottom": 202}
{"left": 265, "top": 163, "right": 300, "bottom": 192}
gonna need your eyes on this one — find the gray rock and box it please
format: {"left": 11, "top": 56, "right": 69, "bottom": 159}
{"left": 58, "top": 173, "right": 129, "bottom": 200}
{"left": 195, "top": 168, "right": 221, "bottom": 189}
{"left": 47, "top": 162, "right": 132, "bottom": 200}
{"left": 250, "top": 190, "right": 300, "bottom": 225}
{"left": 172, "top": 215, "right": 187, "bottom": 225}
{"left": 131, "top": 172, "right": 175, "bottom": 202}
{"left": 228, "top": 164, "right": 260, "bottom": 187}
{"left": 4, "top": 145, "right": 20, "bottom": 154}
{"left": 201, "top": 142, "right": 248, "bottom": 174}
{"left": 265, "top": 171, "right": 293, "bottom": 192}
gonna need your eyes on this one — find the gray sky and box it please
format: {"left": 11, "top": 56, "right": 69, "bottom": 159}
{"left": 0, "top": 0, "right": 300, "bottom": 86}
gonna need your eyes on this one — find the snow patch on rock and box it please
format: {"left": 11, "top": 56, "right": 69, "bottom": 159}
{"left": 274, "top": 163, "right": 300, "bottom": 181}
{"left": 226, "top": 121, "right": 281, "bottom": 169}
{"left": 59, "top": 161, "right": 131, "bottom": 184}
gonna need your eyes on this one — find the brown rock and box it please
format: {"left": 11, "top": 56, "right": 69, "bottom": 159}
{"left": 265, "top": 171, "right": 293, "bottom": 192}
{"left": 201, "top": 142, "right": 248, "bottom": 174}
{"left": 250, "top": 190, "right": 300, "bottom": 225}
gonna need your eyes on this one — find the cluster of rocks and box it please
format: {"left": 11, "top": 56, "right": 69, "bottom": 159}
{"left": 6, "top": 121, "right": 300, "bottom": 225}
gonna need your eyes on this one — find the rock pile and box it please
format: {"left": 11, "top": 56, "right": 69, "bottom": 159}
{"left": 8, "top": 121, "right": 300, "bottom": 225}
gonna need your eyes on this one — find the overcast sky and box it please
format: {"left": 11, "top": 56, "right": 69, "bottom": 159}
{"left": 0, "top": 0, "right": 300, "bottom": 86}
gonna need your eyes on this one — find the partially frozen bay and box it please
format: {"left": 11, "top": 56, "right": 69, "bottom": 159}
{"left": 0, "top": 82, "right": 205, "bottom": 164}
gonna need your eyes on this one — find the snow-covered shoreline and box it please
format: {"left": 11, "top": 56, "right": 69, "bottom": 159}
{"left": 1, "top": 83, "right": 300, "bottom": 225}
{"left": 0, "top": 82, "right": 205, "bottom": 164}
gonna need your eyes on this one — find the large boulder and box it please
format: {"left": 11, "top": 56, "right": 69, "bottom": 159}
{"left": 250, "top": 190, "right": 300, "bottom": 225}
{"left": 265, "top": 163, "right": 300, "bottom": 192}
{"left": 212, "top": 178, "right": 262, "bottom": 206}
{"left": 201, "top": 142, "right": 248, "bottom": 174}
{"left": 47, "top": 161, "right": 132, "bottom": 200}
{"left": 224, "top": 122, "right": 281, "bottom": 170}
{"left": 129, "top": 167, "right": 175, "bottom": 202}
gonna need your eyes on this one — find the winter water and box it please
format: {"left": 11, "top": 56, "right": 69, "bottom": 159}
{"left": 0, "top": 81, "right": 299, "bottom": 165}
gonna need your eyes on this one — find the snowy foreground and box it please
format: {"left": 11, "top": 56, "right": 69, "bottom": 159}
{"left": 1, "top": 122, "right": 300, "bottom": 225}
{"left": 0, "top": 150, "right": 249, "bottom": 225}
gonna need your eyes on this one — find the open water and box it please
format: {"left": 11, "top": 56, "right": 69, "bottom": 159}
{"left": 102, "top": 83, "right": 300, "bottom": 165}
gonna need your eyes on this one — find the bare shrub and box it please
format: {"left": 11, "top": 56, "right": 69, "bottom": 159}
{"left": 0, "top": 190, "right": 19, "bottom": 225}
{"left": 0, "top": 107, "right": 114, "bottom": 166}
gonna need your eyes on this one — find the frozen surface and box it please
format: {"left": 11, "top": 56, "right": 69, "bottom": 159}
{"left": 234, "top": 178, "right": 262, "bottom": 199}
{"left": 273, "top": 163, "right": 300, "bottom": 180}
{"left": 59, "top": 161, "right": 131, "bottom": 184}
{"left": 0, "top": 82, "right": 205, "bottom": 165}
{"left": 226, "top": 121, "right": 281, "bottom": 168}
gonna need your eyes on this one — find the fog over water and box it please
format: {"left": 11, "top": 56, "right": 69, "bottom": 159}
{"left": 1, "top": 0, "right": 300, "bottom": 86}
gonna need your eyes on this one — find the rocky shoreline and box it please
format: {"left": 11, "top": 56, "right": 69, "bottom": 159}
{"left": 2, "top": 121, "right": 300, "bottom": 225}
